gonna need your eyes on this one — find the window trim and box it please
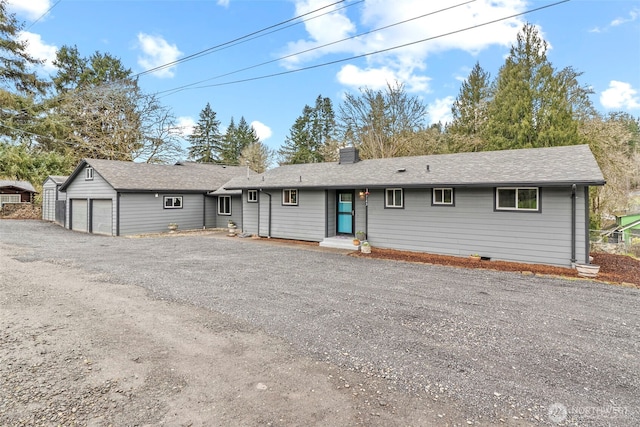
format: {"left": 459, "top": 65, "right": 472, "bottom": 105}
{"left": 85, "top": 167, "right": 94, "bottom": 181}
{"left": 218, "top": 195, "right": 231, "bottom": 215}
{"left": 385, "top": 188, "right": 404, "bottom": 209}
{"left": 282, "top": 189, "right": 298, "bottom": 206}
{"left": 495, "top": 187, "right": 540, "bottom": 212}
{"left": 432, "top": 188, "right": 454, "bottom": 206}
{"left": 163, "top": 196, "right": 183, "bottom": 209}
{"left": 247, "top": 189, "right": 258, "bottom": 203}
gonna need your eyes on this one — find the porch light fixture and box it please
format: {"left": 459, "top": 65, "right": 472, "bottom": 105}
{"left": 359, "top": 190, "right": 365, "bottom": 199}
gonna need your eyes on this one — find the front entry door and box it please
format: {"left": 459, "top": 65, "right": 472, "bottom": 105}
{"left": 337, "top": 191, "right": 354, "bottom": 235}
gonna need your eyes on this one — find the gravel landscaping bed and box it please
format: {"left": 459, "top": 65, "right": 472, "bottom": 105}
{"left": 1, "top": 220, "right": 639, "bottom": 426}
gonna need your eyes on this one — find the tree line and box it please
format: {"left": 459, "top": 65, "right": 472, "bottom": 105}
{"left": 0, "top": 0, "right": 637, "bottom": 225}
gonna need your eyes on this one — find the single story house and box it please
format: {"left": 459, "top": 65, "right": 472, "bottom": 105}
{"left": 42, "top": 175, "right": 68, "bottom": 224}
{"left": 59, "top": 159, "right": 251, "bottom": 236}
{"left": 222, "top": 145, "right": 605, "bottom": 267}
{"left": 0, "top": 180, "right": 37, "bottom": 206}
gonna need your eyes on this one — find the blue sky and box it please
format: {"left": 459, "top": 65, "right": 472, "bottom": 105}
{"left": 8, "top": 0, "right": 640, "bottom": 154}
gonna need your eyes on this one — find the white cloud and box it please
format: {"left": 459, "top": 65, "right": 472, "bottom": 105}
{"left": 7, "top": 0, "right": 52, "bottom": 21}
{"left": 217, "top": 0, "right": 230, "bottom": 7}
{"left": 175, "top": 116, "right": 196, "bottom": 137}
{"left": 18, "top": 31, "right": 58, "bottom": 73}
{"left": 427, "top": 96, "right": 454, "bottom": 125}
{"left": 600, "top": 81, "right": 640, "bottom": 110}
{"left": 136, "top": 33, "right": 182, "bottom": 78}
{"left": 284, "top": 0, "right": 527, "bottom": 94}
{"left": 337, "top": 64, "right": 430, "bottom": 93}
{"left": 611, "top": 9, "right": 638, "bottom": 26}
{"left": 251, "top": 121, "right": 272, "bottom": 141}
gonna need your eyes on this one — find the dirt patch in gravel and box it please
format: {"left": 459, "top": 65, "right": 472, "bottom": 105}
{"left": 350, "top": 248, "right": 640, "bottom": 288}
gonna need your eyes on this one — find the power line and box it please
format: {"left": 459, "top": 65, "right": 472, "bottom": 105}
{"left": 163, "top": 0, "right": 570, "bottom": 93}
{"left": 25, "top": 0, "right": 62, "bottom": 30}
{"left": 134, "top": 0, "right": 360, "bottom": 78}
{"left": 157, "top": 0, "right": 477, "bottom": 97}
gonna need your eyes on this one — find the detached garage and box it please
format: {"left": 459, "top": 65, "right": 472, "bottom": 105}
{"left": 59, "top": 158, "right": 251, "bottom": 236}
{"left": 42, "top": 176, "right": 68, "bottom": 224}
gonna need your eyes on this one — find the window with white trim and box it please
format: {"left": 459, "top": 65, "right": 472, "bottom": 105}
{"left": 218, "top": 196, "right": 231, "bottom": 215}
{"left": 85, "top": 167, "right": 94, "bottom": 180}
{"left": 283, "top": 189, "right": 298, "bottom": 206}
{"left": 433, "top": 188, "right": 454, "bottom": 205}
{"left": 164, "top": 196, "right": 183, "bottom": 209}
{"left": 247, "top": 189, "right": 258, "bottom": 203}
{"left": 385, "top": 188, "right": 403, "bottom": 208}
{"left": 496, "top": 187, "right": 539, "bottom": 211}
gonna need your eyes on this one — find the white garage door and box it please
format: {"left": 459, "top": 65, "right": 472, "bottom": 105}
{"left": 91, "top": 199, "right": 112, "bottom": 235}
{"left": 71, "top": 199, "right": 88, "bottom": 232}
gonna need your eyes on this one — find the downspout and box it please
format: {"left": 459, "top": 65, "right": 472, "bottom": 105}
{"left": 202, "top": 194, "right": 206, "bottom": 229}
{"left": 260, "top": 190, "right": 272, "bottom": 238}
{"left": 571, "top": 184, "right": 576, "bottom": 265}
{"left": 365, "top": 187, "right": 369, "bottom": 240}
{"left": 116, "top": 192, "right": 121, "bottom": 236}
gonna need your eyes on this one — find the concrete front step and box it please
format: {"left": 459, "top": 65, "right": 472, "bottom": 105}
{"left": 319, "top": 236, "right": 360, "bottom": 250}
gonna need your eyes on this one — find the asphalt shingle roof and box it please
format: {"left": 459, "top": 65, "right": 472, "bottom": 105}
{"left": 224, "top": 145, "right": 605, "bottom": 190}
{"left": 0, "top": 180, "right": 37, "bottom": 193}
{"left": 60, "top": 159, "right": 252, "bottom": 192}
{"left": 44, "top": 176, "right": 68, "bottom": 185}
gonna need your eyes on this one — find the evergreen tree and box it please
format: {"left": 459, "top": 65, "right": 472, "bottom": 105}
{"left": 278, "top": 95, "right": 336, "bottom": 164}
{"left": 187, "top": 103, "right": 222, "bottom": 163}
{"left": 220, "top": 116, "right": 259, "bottom": 165}
{"left": 449, "top": 62, "right": 491, "bottom": 139}
{"left": 0, "top": 0, "right": 49, "bottom": 142}
{"left": 483, "top": 23, "right": 591, "bottom": 150}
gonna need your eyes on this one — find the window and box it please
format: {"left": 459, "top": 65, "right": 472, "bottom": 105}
{"left": 385, "top": 188, "right": 403, "bottom": 208}
{"left": 283, "top": 189, "right": 298, "bottom": 206}
{"left": 433, "top": 188, "right": 454, "bottom": 205}
{"left": 247, "top": 190, "right": 258, "bottom": 203}
{"left": 496, "top": 187, "right": 539, "bottom": 211}
{"left": 164, "top": 196, "right": 183, "bottom": 209}
{"left": 85, "top": 167, "right": 94, "bottom": 180}
{"left": 218, "top": 196, "right": 231, "bottom": 215}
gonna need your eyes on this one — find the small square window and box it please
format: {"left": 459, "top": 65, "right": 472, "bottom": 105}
{"left": 85, "top": 167, "right": 94, "bottom": 180}
{"left": 248, "top": 190, "right": 258, "bottom": 203}
{"left": 283, "top": 189, "right": 298, "bottom": 206}
{"left": 433, "top": 188, "right": 454, "bottom": 205}
{"left": 218, "top": 196, "right": 231, "bottom": 215}
{"left": 385, "top": 188, "right": 403, "bottom": 208}
{"left": 164, "top": 196, "right": 183, "bottom": 209}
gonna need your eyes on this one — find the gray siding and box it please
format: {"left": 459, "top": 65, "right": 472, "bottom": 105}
{"left": 242, "top": 190, "right": 259, "bottom": 235}
{"left": 259, "top": 189, "right": 326, "bottom": 241}
{"left": 119, "top": 193, "right": 205, "bottom": 235}
{"left": 212, "top": 195, "right": 243, "bottom": 230}
{"left": 204, "top": 196, "right": 217, "bottom": 229}
{"left": 63, "top": 169, "right": 116, "bottom": 234}
{"left": 326, "top": 190, "right": 336, "bottom": 238}
{"left": 365, "top": 186, "right": 585, "bottom": 267}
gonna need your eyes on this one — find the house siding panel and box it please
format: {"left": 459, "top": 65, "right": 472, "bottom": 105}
{"left": 119, "top": 193, "right": 204, "bottom": 235}
{"left": 214, "top": 195, "right": 242, "bottom": 230}
{"left": 366, "top": 187, "right": 584, "bottom": 267}
{"left": 263, "top": 189, "right": 325, "bottom": 241}
{"left": 205, "top": 196, "right": 216, "bottom": 228}
{"left": 242, "top": 190, "right": 259, "bottom": 235}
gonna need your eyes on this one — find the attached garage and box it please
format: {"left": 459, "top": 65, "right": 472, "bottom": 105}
{"left": 71, "top": 199, "right": 88, "bottom": 232}
{"left": 91, "top": 199, "right": 112, "bottom": 235}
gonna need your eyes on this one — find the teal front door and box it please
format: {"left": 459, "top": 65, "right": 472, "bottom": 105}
{"left": 337, "top": 191, "right": 354, "bottom": 235}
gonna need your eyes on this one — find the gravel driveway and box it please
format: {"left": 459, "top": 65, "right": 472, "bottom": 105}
{"left": 1, "top": 220, "right": 638, "bottom": 426}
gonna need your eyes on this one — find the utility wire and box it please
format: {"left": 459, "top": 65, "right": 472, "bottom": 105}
{"left": 158, "top": 0, "right": 476, "bottom": 96}
{"left": 134, "top": 0, "right": 359, "bottom": 77}
{"left": 25, "top": 0, "right": 62, "bottom": 30}
{"left": 164, "top": 0, "right": 570, "bottom": 93}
